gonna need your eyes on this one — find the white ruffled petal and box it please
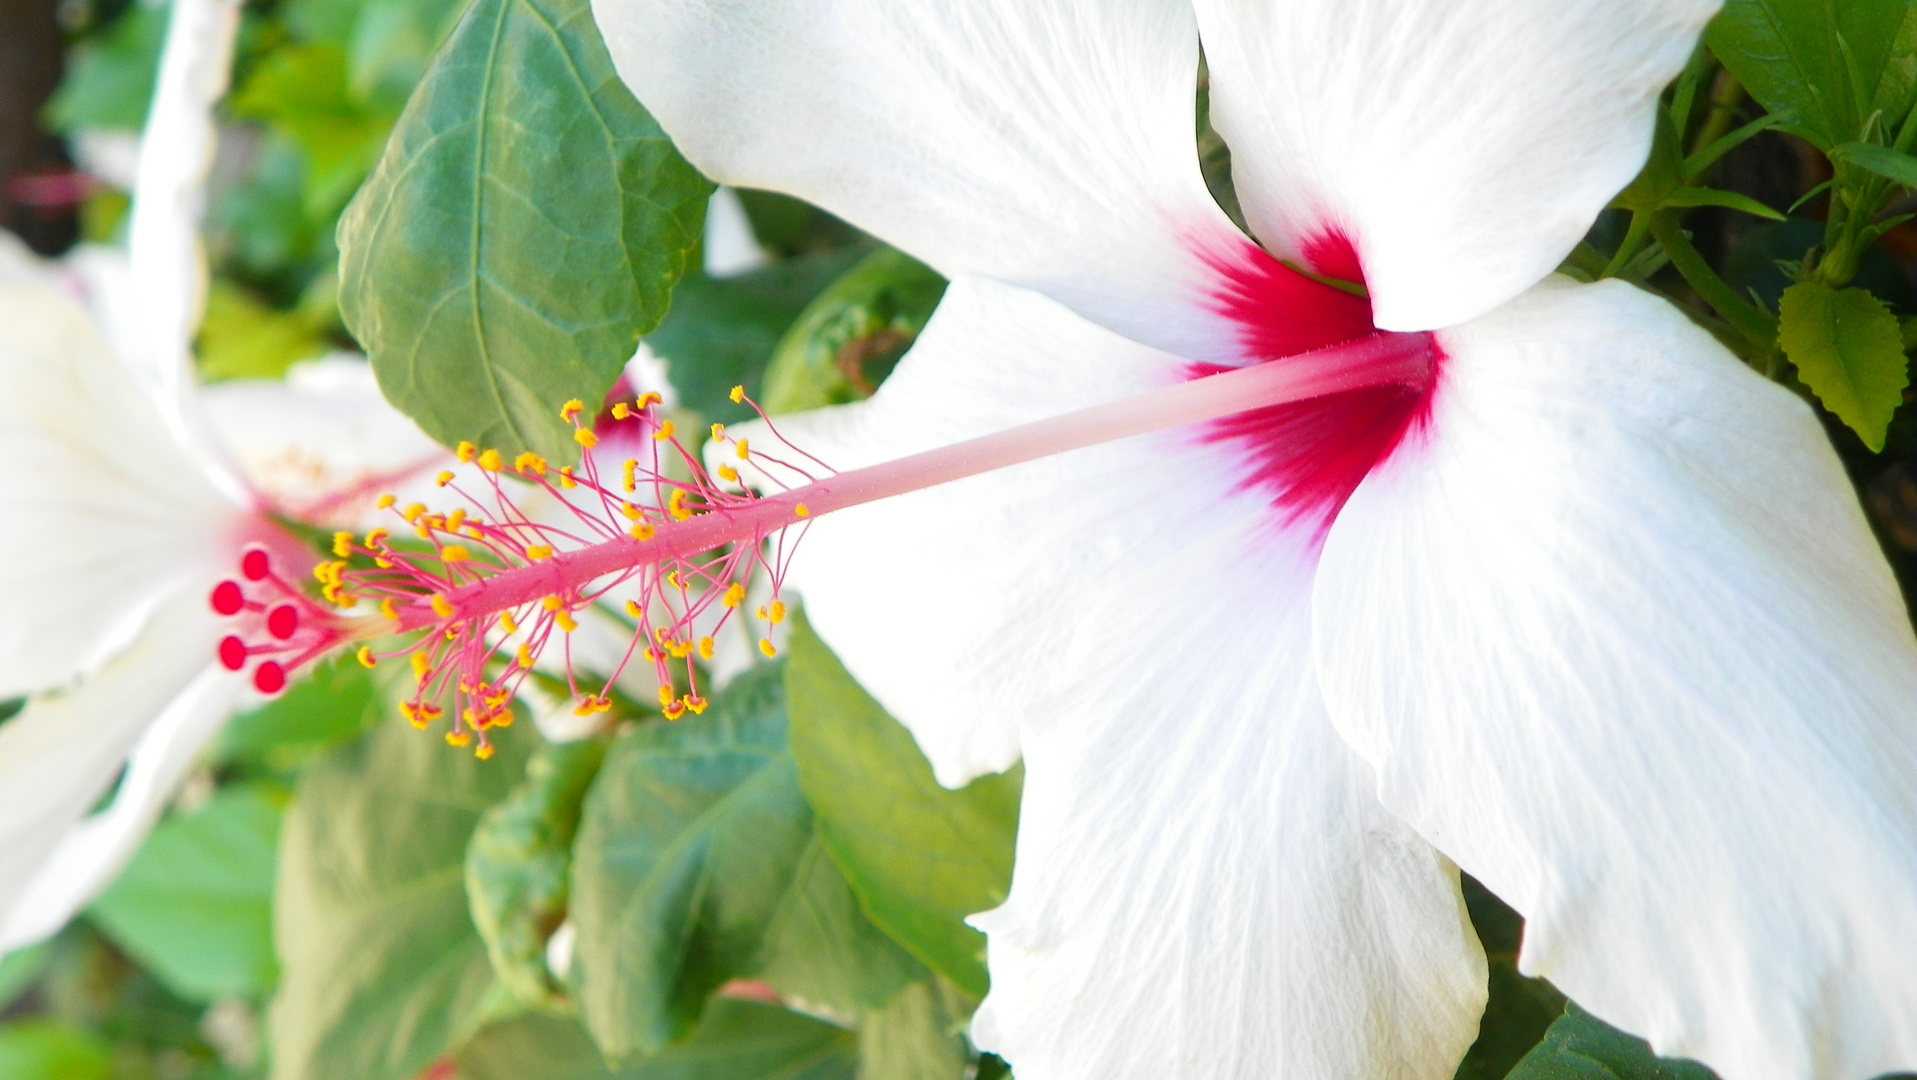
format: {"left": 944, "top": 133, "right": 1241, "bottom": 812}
{"left": 197, "top": 355, "right": 448, "bottom": 528}
{"left": 1314, "top": 278, "right": 1917, "bottom": 1080}
{"left": 0, "top": 595, "right": 241, "bottom": 949}
{"left": 1194, "top": 0, "right": 1715, "bottom": 330}
{"left": 0, "top": 276, "right": 239, "bottom": 697}
{"left": 735, "top": 277, "right": 1486, "bottom": 1077}
{"left": 592, "top": 0, "right": 1251, "bottom": 360}
{"left": 721, "top": 277, "right": 1191, "bottom": 785}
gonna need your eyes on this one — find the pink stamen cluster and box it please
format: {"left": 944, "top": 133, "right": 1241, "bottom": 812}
{"left": 208, "top": 331, "right": 1438, "bottom": 760}
{"left": 210, "top": 388, "right": 823, "bottom": 758}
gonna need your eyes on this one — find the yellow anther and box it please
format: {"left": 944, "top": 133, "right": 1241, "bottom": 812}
{"left": 375, "top": 558, "right": 393, "bottom": 569}
{"left": 514, "top": 452, "right": 547, "bottom": 475}
{"left": 573, "top": 697, "right": 597, "bottom": 717}
{"left": 357, "top": 646, "right": 376, "bottom": 669}
{"left": 658, "top": 685, "right": 675, "bottom": 708}
{"left": 499, "top": 610, "right": 517, "bottom": 634}
{"left": 698, "top": 637, "right": 713, "bottom": 660}
{"left": 668, "top": 489, "right": 692, "bottom": 521}
{"left": 652, "top": 420, "right": 675, "bottom": 442}
{"left": 794, "top": 504, "right": 809, "bottom": 518}
{"left": 475, "top": 742, "right": 495, "bottom": 760}
{"left": 542, "top": 596, "right": 563, "bottom": 611}
{"left": 630, "top": 522, "right": 656, "bottom": 541}
{"left": 722, "top": 582, "right": 745, "bottom": 608}
{"left": 415, "top": 525, "right": 433, "bottom": 541}
{"left": 365, "top": 528, "right": 389, "bottom": 547}
{"left": 728, "top": 385, "right": 744, "bottom": 404}
{"left": 663, "top": 699, "right": 687, "bottom": 721}
{"left": 558, "top": 467, "right": 577, "bottom": 489}
{"left": 643, "top": 647, "right": 658, "bottom": 662}
{"left": 560, "top": 398, "right": 586, "bottom": 422}
{"left": 412, "top": 652, "right": 431, "bottom": 679}
{"left": 756, "top": 605, "right": 769, "bottom": 621}
{"left": 447, "top": 509, "right": 467, "bottom": 531}
{"left": 333, "top": 531, "right": 354, "bottom": 557}
{"left": 759, "top": 638, "right": 777, "bottom": 658}
{"left": 402, "top": 502, "right": 426, "bottom": 523}
{"left": 313, "top": 562, "right": 333, "bottom": 584}
{"left": 637, "top": 392, "right": 663, "bottom": 408}
{"left": 575, "top": 428, "right": 599, "bottom": 449}
{"left": 380, "top": 598, "right": 399, "bottom": 620}
{"left": 456, "top": 441, "right": 477, "bottom": 463}
{"left": 666, "top": 570, "right": 682, "bottom": 591}
{"left": 736, "top": 439, "right": 750, "bottom": 460}
{"left": 441, "top": 545, "right": 471, "bottom": 562}
{"left": 377, "top": 493, "right": 396, "bottom": 509}
{"left": 611, "top": 402, "right": 631, "bottom": 420}
{"left": 517, "top": 644, "right": 535, "bottom": 668}
{"left": 436, "top": 470, "right": 455, "bottom": 487}
{"left": 422, "top": 704, "right": 444, "bottom": 721}
{"left": 446, "top": 627, "right": 460, "bottom": 640}
{"left": 710, "top": 423, "right": 725, "bottom": 441}
{"left": 621, "top": 458, "right": 638, "bottom": 493}
{"left": 465, "top": 526, "right": 484, "bottom": 540}
{"left": 432, "top": 594, "right": 454, "bottom": 618}
{"left": 668, "top": 640, "right": 690, "bottom": 659}
{"left": 625, "top": 600, "right": 643, "bottom": 619}
{"left": 526, "top": 545, "right": 553, "bottom": 561}
{"left": 769, "top": 601, "right": 786, "bottom": 625}
{"left": 554, "top": 609, "right": 578, "bottom": 633}
{"left": 684, "top": 694, "right": 707, "bottom": 715}
{"left": 446, "top": 730, "right": 472, "bottom": 748}
{"left": 717, "top": 464, "right": 739, "bottom": 483}
{"left": 400, "top": 700, "right": 421, "bottom": 724}
{"left": 619, "top": 501, "right": 641, "bottom": 521}
{"left": 491, "top": 709, "right": 513, "bottom": 728}
{"left": 478, "top": 449, "right": 503, "bottom": 471}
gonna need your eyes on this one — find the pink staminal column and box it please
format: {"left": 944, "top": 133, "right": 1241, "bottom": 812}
{"left": 211, "top": 331, "right": 1435, "bottom": 756}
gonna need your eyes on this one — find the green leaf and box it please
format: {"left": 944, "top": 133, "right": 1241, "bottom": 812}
{"left": 1707, "top": 0, "right": 1917, "bottom": 151}
{"left": 44, "top": 4, "right": 169, "bottom": 132}
{"left": 1451, "top": 879, "right": 1564, "bottom": 1080}
{"left": 267, "top": 712, "right": 535, "bottom": 1080}
{"left": 1778, "top": 280, "right": 1910, "bottom": 450}
{"left": 0, "top": 1022, "right": 111, "bottom": 1080}
{"left": 855, "top": 980, "right": 970, "bottom": 1080}
{"left": 454, "top": 1001, "right": 857, "bottom": 1080}
{"left": 756, "top": 836, "right": 926, "bottom": 1020}
{"left": 467, "top": 736, "right": 608, "bottom": 1008}
{"left": 337, "top": 0, "right": 711, "bottom": 463}
{"left": 1506, "top": 1004, "right": 1717, "bottom": 1080}
{"left": 761, "top": 248, "right": 946, "bottom": 415}
{"left": 0, "top": 945, "right": 49, "bottom": 1015}
{"left": 783, "top": 615, "right": 1020, "bottom": 999}
{"left": 648, "top": 249, "right": 868, "bottom": 423}
{"left": 1831, "top": 140, "right": 1917, "bottom": 187}
{"left": 213, "top": 656, "right": 377, "bottom": 771}
{"left": 570, "top": 664, "right": 815, "bottom": 1057}
{"left": 229, "top": 43, "right": 399, "bottom": 219}
{"left": 197, "top": 282, "right": 333, "bottom": 382}
{"left": 1658, "top": 187, "right": 1784, "bottom": 220}
{"left": 88, "top": 784, "right": 282, "bottom": 1003}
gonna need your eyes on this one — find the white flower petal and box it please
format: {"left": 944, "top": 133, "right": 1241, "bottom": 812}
{"left": 1313, "top": 278, "right": 1917, "bottom": 1080}
{"left": 0, "top": 277, "right": 238, "bottom": 697}
{"left": 0, "top": 595, "right": 240, "bottom": 949}
{"left": 198, "top": 355, "right": 448, "bottom": 528}
{"left": 702, "top": 188, "right": 769, "bottom": 278}
{"left": 1194, "top": 0, "right": 1715, "bottom": 330}
{"left": 736, "top": 277, "right": 1486, "bottom": 1076}
{"left": 592, "top": 0, "right": 1251, "bottom": 360}
{"left": 972, "top": 599, "right": 1483, "bottom": 1080}
{"left": 722, "top": 277, "right": 1192, "bottom": 785}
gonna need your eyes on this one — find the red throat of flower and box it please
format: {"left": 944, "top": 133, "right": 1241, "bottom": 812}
{"left": 213, "top": 274, "right": 1437, "bottom": 758}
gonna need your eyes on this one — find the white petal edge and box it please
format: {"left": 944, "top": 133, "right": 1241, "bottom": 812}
{"left": 0, "top": 595, "right": 240, "bottom": 949}
{"left": 1314, "top": 277, "right": 1917, "bottom": 1080}
{"left": 126, "top": 0, "right": 247, "bottom": 496}
{"left": 727, "top": 276, "right": 1487, "bottom": 1077}
{"left": 591, "top": 0, "right": 1253, "bottom": 361}
{"left": 0, "top": 275, "right": 239, "bottom": 697}
{"left": 1195, "top": 0, "right": 1716, "bottom": 331}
